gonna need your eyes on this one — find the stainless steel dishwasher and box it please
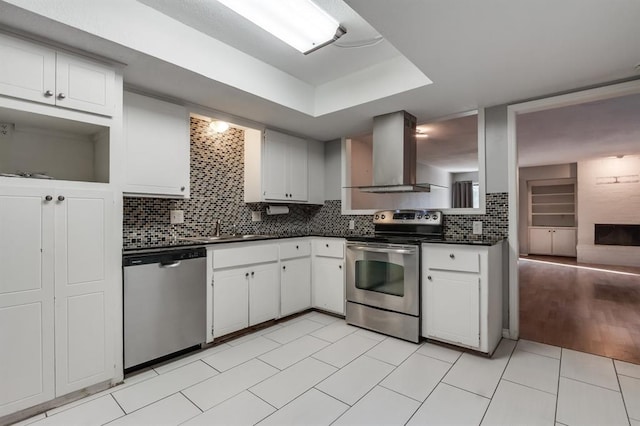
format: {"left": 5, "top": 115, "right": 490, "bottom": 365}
{"left": 123, "top": 247, "right": 206, "bottom": 370}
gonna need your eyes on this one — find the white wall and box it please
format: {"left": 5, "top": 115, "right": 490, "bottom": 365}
{"left": 485, "top": 105, "right": 509, "bottom": 193}
{"left": 577, "top": 156, "right": 640, "bottom": 266}
{"left": 518, "top": 163, "right": 577, "bottom": 254}
{"left": 324, "top": 139, "right": 341, "bottom": 200}
{"left": 452, "top": 171, "right": 479, "bottom": 182}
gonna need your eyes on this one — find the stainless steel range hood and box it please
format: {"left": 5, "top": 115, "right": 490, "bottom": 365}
{"left": 357, "top": 110, "right": 432, "bottom": 193}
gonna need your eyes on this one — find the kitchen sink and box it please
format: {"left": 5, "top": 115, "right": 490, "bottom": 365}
{"left": 180, "top": 234, "right": 275, "bottom": 243}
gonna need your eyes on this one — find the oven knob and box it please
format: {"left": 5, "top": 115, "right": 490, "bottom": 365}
{"left": 375, "top": 215, "right": 379, "bottom": 219}
{"left": 416, "top": 215, "right": 422, "bottom": 219}
{"left": 381, "top": 214, "right": 385, "bottom": 219}
{"left": 432, "top": 214, "right": 438, "bottom": 220}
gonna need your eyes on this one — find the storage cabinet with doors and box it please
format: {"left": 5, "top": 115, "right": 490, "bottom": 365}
{"left": 244, "top": 128, "right": 325, "bottom": 204}
{"left": 123, "top": 91, "right": 190, "bottom": 198}
{"left": 421, "top": 242, "right": 503, "bottom": 354}
{"left": 529, "top": 227, "right": 577, "bottom": 257}
{"left": 211, "top": 243, "right": 279, "bottom": 339}
{"left": 0, "top": 185, "right": 115, "bottom": 417}
{"left": 312, "top": 238, "right": 345, "bottom": 315}
{"left": 0, "top": 33, "right": 116, "bottom": 116}
{"left": 279, "top": 239, "right": 312, "bottom": 316}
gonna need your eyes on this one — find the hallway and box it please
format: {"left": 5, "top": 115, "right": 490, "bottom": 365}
{"left": 519, "top": 255, "right": 640, "bottom": 364}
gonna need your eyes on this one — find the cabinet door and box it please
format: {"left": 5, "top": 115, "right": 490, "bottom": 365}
{"left": 281, "top": 257, "right": 311, "bottom": 316}
{"left": 213, "top": 268, "right": 249, "bottom": 338}
{"left": 0, "top": 188, "right": 55, "bottom": 417}
{"left": 425, "top": 271, "right": 480, "bottom": 348}
{"left": 123, "top": 92, "right": 190, "bottom": 197}
{"left": 312, "top": 257, "right": 345, "bottom": 315}
{"left": 0, "top": 33, "right": 55, "bottom": 105}
{"left": 263, "top": 132, "right": 288, "bottom": 200}
{"left": 552, "top": 228, "right": 577, "bottom": 257}
{"left": 287, "top": 138, "right": 308, "bottom": 201}
{"left": 55, "top": 53, "right": 115, "bottom": 116}
{"left": 249, "top": 263, "right": 279, "bottom": 326}
{"left": 529, "top": 228, "right": 553, "bottom": 255}
{"left": 54, "top": 189, "right": 114, "bottom": 396}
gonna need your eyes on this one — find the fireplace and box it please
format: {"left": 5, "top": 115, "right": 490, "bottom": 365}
{"left": 595, "top": 224, "right": 640, "bottom": 246}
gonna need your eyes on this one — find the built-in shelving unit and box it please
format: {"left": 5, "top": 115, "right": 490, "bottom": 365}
{"left": 530, "top": 182, "right": 576, "bottom": 227}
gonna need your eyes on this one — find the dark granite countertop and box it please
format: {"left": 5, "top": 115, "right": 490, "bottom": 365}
{"left": 123, "top": 233, "right": 503, "bottom": 254}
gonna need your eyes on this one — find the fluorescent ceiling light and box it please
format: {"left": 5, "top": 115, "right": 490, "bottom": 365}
{"left": 217, "top": 0, "right": 346, "bottom": 54}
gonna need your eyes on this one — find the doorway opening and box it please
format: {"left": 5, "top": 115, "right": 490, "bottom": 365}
{"left": 507, "top": 81, "right": 640, "bottom": 363}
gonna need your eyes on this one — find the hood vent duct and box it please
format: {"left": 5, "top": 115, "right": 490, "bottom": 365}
{"left": 356, "top": 110, "right": 434, "bottom": 193}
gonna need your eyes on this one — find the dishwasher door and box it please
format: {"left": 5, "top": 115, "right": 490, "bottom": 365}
{"left": 124, "top": 248, "right": 206, "bottom": 369}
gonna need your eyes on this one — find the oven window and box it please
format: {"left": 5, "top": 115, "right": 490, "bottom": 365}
{"left": 355, "top": 260, "right": 404, "bottom": 297}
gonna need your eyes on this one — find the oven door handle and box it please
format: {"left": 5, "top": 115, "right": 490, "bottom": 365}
{"left": 348, "top": 245, "right": 416, "bottom": 255}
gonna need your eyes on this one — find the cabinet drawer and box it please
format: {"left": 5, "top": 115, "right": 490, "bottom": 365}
{"left": 313, "top": 239, "right": 344, "bottom": 258}
{"left": 425, "top": 246, "right": 480, "bottom": 273}
{"left": 280, "top": 240, "right": 311, "bottom": 260}
{"left": 213, "top": 244, "right": 278, "bottom": 269}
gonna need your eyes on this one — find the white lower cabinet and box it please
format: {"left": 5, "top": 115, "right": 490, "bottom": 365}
{"left": 280, "top": 240, "right": 312, "bottom": 317}
{"left": 312, "top": 239, "right": 345, "bottom": 315}
{"left": 280, "top": 257, "right": 311, "bottom": 316}
{"left": 422, "top": 242, "right": 503, "bottom": 354}
{"left": 0, "top": 185, "right": 115, "bottom": 417}
{"left": 211, "top": 244, "right": 278, "bottom": 339}
{"left": 529, "top": 227, "right": 576, "bottom": 257}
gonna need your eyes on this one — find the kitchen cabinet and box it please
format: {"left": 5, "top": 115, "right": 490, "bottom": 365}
{"left": 211, "top": 243, "right": 279, "bottom": 339}
{"left": 0, "top": 33, "right": 116, "bottom": 116}
{"left": 280, "top": 240, "right": 312, "bottom": 316}
{"left": 422, "top": 242, "right": 502, "bottom": 354}
{"left": 123, "top": 91, "right": 190, "bottom": 198}
{"left": 0, "top": 185, "right": 115, "bottom": 417}
{"left": 312, "top": 239, "right": 345, "bottom": 315}
{"left": 529, "top": 227, "right": 576, "bottom": 257}
{"left": 244, "top": 129, "right": 325, "bottom": 204}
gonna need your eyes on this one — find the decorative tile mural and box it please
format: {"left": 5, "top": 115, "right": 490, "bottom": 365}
{"left": 123, "top": 117, "right": 508, "bottom": 249}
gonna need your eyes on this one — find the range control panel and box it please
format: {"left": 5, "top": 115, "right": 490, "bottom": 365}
{"left": 373, "top": 209, "right": 442, "bottom": 225}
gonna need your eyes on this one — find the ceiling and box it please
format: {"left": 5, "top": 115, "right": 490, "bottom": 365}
{"left": 0, "top": 0, "right": 639, "bottom": 142}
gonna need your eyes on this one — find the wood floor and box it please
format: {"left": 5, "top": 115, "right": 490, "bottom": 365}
{"left": 519, "top": 255, "right": 640, "bottom": 364}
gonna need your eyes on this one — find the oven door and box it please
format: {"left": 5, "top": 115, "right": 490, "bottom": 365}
{"left": 346, "top": 242, "right": 419, "bottom": 316}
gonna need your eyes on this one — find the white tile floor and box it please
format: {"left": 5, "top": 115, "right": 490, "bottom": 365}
{"left": 17, "top": 312, "right": 640, "bottom": 426}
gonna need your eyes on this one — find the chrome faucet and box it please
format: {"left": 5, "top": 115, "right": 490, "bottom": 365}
{"left": 214, "top": 219, "right": 221, "bottom": 236}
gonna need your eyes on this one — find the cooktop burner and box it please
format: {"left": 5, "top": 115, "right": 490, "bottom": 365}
{"left": 348, "top": 209, "right": 444, "bottom": 245}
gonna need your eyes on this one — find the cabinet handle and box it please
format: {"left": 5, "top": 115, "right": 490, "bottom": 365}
{"left": 251, "top": 271, "right": 255, "bottom": 276}
{"left": 181, "top": 186, "right": 185, "bottom": 192}
{"left": 339, "top": 265, "right": 342, "bottom": 269}
{"left": 326, "top": 244, "right": 329, "bottom": 248}
{"left": 427, "top": 275, "right": 432, "bottom": 281}
{"left": 449, "top": 253, "right": 455, "bottom": 259}
{"left": 57, "top": 195, "right": 65, "bottom": 202}
{"left": 245, "top": 272, "right": 249, "bottom": 278}
{"left": 296, "top": 245, "right": 299, "bottom": 249}
{"left": 45, "top": 195, "right": 53, "bottom": 201}
{"left": 57, "top": 93, "right": 66, "bottom": 100}
{"left": 283, "top": 265, "right": 286, "bottom": 270}
{"left": 44, "top": 90, "right": 54, "bottom": 97}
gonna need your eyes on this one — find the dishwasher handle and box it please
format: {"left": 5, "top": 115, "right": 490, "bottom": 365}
{"left": 160, "top": 260, "right": 182, "bottom": 268}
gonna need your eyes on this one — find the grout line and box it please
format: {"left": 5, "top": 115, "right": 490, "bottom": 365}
{"left": 437, "top": 382, "right": 494, "bottom": 400}
{"left": 109, "top": 393, "right": 127, "bottom": 419}
{"left": 554, "top": 348, "right": 562, "bottom": 424}
{"left": 515, "top": 345, "right": 562, "bottom": 361}
{"left": 477, "top": 340, "right": 517, "bottom": 425}
{"left": 179, "top": 390, "right": 204, "bottom": 413}
{"left": 613, "top": 358, "right": 634, "bottom": 425}
{"left": 558, "top": 375, "right": 622, "bottom": 393}
{"left": 501, "top": 378, "right": 558, "bottom": 396}
{"left": 246, "top": 389, "right": 279, "bottom": 411}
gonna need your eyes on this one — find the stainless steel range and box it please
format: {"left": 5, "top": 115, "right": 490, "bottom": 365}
{"left": 346, "top": 210, "right": 443, "bottom": 342}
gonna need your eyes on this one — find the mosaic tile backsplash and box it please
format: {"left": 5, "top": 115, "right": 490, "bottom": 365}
{"left": 123, "top": 117, "right": 508, "bottom": 249}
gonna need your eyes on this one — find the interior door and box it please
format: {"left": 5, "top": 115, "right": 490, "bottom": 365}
{"left": 426, "top": 271, "right": 480, "bottom": 348}
{"left": 54, "top": 188, "right": 114, "bottom": 396}
{"left": 0, "top": 187, "right": 55, "bottom": 416}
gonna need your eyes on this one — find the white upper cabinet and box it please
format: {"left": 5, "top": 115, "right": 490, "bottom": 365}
{"left": 0, "top": 33, "right": 116, "bottom": 116}
{"left": 245, "top": 129, "right": 324, "bottom": 204}
{"left": 123, "top": 92, "right": 190, "bottom": 198}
